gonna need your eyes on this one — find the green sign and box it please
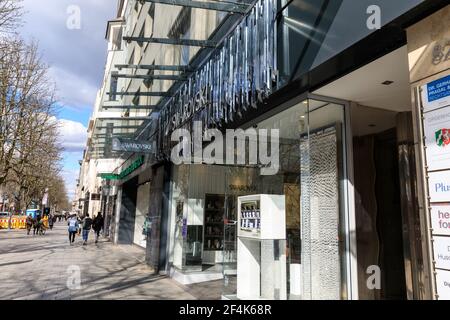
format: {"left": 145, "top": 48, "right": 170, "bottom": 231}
{"left": 99, "top": 156, "right": 145, "bottom": 181}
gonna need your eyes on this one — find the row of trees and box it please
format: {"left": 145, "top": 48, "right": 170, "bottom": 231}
{"left": 0, "top": 0, "right": 70, "bottom": 212}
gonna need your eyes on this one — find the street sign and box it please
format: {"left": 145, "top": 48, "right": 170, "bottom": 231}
{"left": 112, "top": 137, "right": 154, "bottom": 153}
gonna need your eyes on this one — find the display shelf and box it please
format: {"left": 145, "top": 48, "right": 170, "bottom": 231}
{"left": 204, "top": 194, "right": 225, "bottom": 251}
{"left": 237, "top": 194, "right": 287, "bottom": 300}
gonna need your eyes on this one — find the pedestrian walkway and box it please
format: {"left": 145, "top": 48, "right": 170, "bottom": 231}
{"left": 0, "top": 222, "right": 196, "bottom": 300}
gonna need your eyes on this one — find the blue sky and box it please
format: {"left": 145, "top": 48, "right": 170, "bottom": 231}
{"left": 19, "top": 0, "right": 116, "bottom": 199}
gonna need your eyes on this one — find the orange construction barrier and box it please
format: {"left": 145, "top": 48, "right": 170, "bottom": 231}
{"left": 10, "top": 216, "right": 27, "bottom": 229}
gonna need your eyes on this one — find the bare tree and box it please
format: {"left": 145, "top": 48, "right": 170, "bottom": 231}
{"left": 0, "top": 1, "right": 70, "bottom": 212}
{"left": 0, "top": 0, "right": 23, "bottom": 34}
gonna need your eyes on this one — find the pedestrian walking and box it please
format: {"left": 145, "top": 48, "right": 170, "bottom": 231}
{"left": 48, "top": 213, "right": 54, "bottom": 230}
{"left": 67, "top": 214, "right": 78, "bottom": 245}
{"left": 33, "top": 215, "right": 40, "bottom": 235}
{"left": 26, "top": 215, "right": 33, "bottom": 235}
{"left": 81, "top": 214, "right": 93, "bottom": 245}
{"left": 92, "top": 212, "right": 104, "bottom": 244}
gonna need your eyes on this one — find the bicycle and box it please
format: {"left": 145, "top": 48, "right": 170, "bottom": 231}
{"left": 37, "top": 223, "right": 47, "bottom": 235}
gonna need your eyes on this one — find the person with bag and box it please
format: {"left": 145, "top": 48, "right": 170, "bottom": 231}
{"left": 68, "top": 214, "right": 79, "bottom": 245}
{"left": 81, "top": 214, "right": 93, "bottom": 245}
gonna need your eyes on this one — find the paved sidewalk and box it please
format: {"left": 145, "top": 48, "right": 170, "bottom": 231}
{"left": 0, "top": 222, "right": 195, "bottom": 300}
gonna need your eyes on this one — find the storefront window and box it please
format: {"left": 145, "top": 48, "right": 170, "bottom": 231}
{"left": 221, "top": 97, "right": 351, "bottom": 300}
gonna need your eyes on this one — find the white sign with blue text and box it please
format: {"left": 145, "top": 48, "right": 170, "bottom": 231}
{"left": 436, "top": 269, "right": 450, "bottom": 300}
{"left": 433, "top": 236, "right": 450, "bottom": 271}
{"left": 428, "top": 170, "right": 450, "bottom": 203}
{"left": 422, "top": 74, "right": 450, "bottom": 113}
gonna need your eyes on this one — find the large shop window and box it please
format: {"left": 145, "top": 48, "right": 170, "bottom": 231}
{"left": 221, "top": 97, "right": 351, "bottom": 300}
{"left": 167, "top": 97, "right": 352, "bottom": 299}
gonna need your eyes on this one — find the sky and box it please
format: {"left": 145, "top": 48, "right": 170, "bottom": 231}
{"left": 19, "top": 0, "right": 116, "bottom": 200}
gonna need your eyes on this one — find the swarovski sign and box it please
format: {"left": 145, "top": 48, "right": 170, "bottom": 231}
{"left": 159, "top": 0, "right": 277, "bottom": 149}
{"left": 112, "top": 137, "right": 154, "bottom": 153}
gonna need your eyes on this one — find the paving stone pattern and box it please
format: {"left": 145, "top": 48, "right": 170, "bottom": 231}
{"left": 0, "top": 223, "right": 196, "bottom": 300}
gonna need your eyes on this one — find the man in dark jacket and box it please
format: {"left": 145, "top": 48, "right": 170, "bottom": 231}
{"left": 92, "top": 213, "right": 104, "bottom": 244}
{"left": 81, "top": 214, "right": 93, "bottom": 245}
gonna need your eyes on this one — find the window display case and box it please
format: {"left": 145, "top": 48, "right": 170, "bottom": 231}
{"left": 237, "top": 194, "right": 287, "bottom": 300}
{"left": 203, "top": 194, "right": 225, "bottom": 251}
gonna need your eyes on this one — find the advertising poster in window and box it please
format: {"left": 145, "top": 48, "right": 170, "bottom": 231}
{"left": 423, "top": 107, "right": 450, "bottom": 171}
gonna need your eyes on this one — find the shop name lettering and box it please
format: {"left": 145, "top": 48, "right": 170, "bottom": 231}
{"left": 171, "top": 121, "right": 279, "bottom": 175}
{"left": 158, "top": 0, "right": 276, "bottom": 140}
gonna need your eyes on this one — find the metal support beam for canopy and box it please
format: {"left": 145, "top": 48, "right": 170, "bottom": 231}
{"left": 94, "top": 134, "right": 134, "bottom": 138}
{"left": 109, "top": 91, "right": 172, "bottom": 97}
{"left": 102, "top": 105, "right": 157, "bottom": 110}
{"left": 138, "top": 0, "right": 249, "bottom": 14}
{"left": 123, "top": 36, "right": 217, "bottom": 48}
{"left": 96, "top": 117, "right": 153, "bottom": 121}
{"left": 96, "top": 125, "right": 143, "bottom": 130}
{"left": 112, "top": 74, "right": 188, "bottom": 81}
{"left": 115, "top": 64, "right": 193, "bottom": 72}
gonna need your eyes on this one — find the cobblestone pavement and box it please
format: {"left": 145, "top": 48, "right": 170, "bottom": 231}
{"left": 0, "top": 222, "right": 195, "bottom": 300}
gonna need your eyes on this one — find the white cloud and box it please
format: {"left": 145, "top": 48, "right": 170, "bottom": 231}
{"left": 58, "top": 118, "right": 88, "bottom": 153}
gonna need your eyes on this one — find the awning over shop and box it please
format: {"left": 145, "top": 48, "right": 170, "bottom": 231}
{"left": 91, "top": 0, "right": 258, "bottom": 159}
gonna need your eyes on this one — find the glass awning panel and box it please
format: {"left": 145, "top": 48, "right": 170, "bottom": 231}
{"left": 90, "top": 0, "right": 257, "bottom": 159}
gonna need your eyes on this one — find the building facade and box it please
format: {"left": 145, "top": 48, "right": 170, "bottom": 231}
{"left": 78, "top": 0, "right": 450, "bottom": 300}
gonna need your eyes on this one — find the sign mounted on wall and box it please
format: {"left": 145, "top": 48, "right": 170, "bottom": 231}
{"left": 112, "top": 137, "right": 154, "bottom": 154}
{"left": 99, "top": 155, "right": 145, "bottom": 181}
{"left": 435, "top": 269, "right": 450, "bottom": 300}
{"left": 431, "top": 205, "right": 450, "bottom": 236}
{"left": 428, "top": 170, "right": 450, "bottom": 203}
{"left": 433, "top": 236, "right": 450, "bottom": 271}
{"left": 422, "top": 74, "right": 450, "bottom": 112}
{"left": 423, "top": 107, "right": 450, "bottom": 171}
